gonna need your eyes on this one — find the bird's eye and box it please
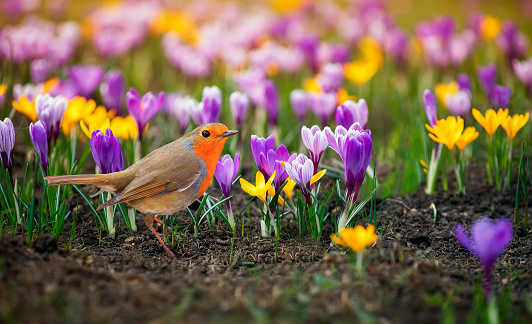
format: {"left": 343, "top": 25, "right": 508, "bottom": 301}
{"left": 201, "top": 130, "right": 211, "bottom": 138}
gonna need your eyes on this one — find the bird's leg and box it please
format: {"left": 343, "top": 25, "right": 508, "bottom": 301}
{"left": 153, "top": 216, "right": 173, "bottom": 234}
{"left": 144, "top": 213, "right": 178, "bottom": 262}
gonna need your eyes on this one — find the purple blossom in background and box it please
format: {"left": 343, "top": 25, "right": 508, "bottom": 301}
{"left": 13, "top": 83, "right": 44, "bottom": 102}
{"left": 455, "top": 217, "right": 513, "bottom": 300}
{"left": 100, "top": 70, "right": 125, "bottom": 114}
{"left": 229, "top": 91, "right": 249, "bottom": 127}
{"left": 192, "top": 86, "right": 222, "bottom": 125}
{"left": 317, "top": 63, "right": 344, "bottom": 93}
{"left": 67, "top": 65, "right": 105, "bottom": 98}
{"left": 51, "top": 79, "right": 79, "bottom": 100}
{"left": 445, "top": 90, "right": 471, "bottom": 117}
{"left": 335, "top": 99, "right": 369, "bottom": 129}
{"left": 301, "top": 125, "right": 329, "bottom": 174}
{"left": 457, "top": 73, "right": 472, "bottom": 94}
{"left": 478, "top": 63, "right": 497, "bottom": 100}
{"left": 497, "top": 22, "right": 529, "bottom": 63}
{"left": 126, "top": 88, "right": 164, "bottom": 139}
{"left": 384, "top": 28, "right": 409, "bottom": 63}
{"left": 250, "top": 134, "right": 275, "bottom": 177}
{"left": 423, "top": 89, "right": 438, "bottom": 127}
{"left": 491, "top": 85, "right": 511, "bottom": 108}
{"left": 449, "top": 30, "right": 477, "bottom": 66}
{"left": 309, "top": 91, "right": 337, "bottom": 126}
{"left": 297, "top": 34, "right": 320, "bottom": 73}
{"left": 90, "top": 128, "right": 123, "bottom": 174}
{"left": 30, "top": 59, "right": 55, "bottom": 83}
{"left": 324, "top": 123, "right": 373, "bottom": 201}
{"left": 317, "top": 42, "right": 350, "bottom": 65}
{"left": 233, "top": 68, "right": 267, "bottom": 107}
{"left": 513, "top": 58, "right": 532, "bottom": 94}
{"left": 35, "top": 93, "right": 68, "bottom": 144}
{"left": 0, "top": 118, "right": 15, "bottom": 174}
{"left": 290, "top": 89, "right": 308, "bottom": 122}
{"left": 215, "top": 153, "right": 241, "bottom": 198}
{"left": 161, "top": 92, "right": 182, "bottom": 115}
{"left": 263, "top": 80, "right": 279, "bottom": 125}
{"left": 203, "top": 86, "right": 222, "bottom": 108}
{"left": 173, "top": 96, "right": 196, "bottom": 133}
{"left": 29, "top": 121, "right": 49, "bottom": 173}
{"left": 259, "top": 144, "right": 297, "bottom": 189}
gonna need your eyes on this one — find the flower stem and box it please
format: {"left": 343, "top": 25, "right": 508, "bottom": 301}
{"left": 338, "top": 194, "right": 354, "bottom": 232}
{"left": 355, "top": 251, "right": 364, "bottom": 274}
{"left": 450, "top": 150, "right": 464, "bottom": 194}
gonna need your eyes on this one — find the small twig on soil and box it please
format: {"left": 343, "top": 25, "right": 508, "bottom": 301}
{"left": 380, "top": 198, "right": 413, "bottom": 212}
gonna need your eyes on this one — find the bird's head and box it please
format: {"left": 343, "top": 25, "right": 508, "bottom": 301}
{"left": 190, "top": 123, "right": 238, "bottom": 165}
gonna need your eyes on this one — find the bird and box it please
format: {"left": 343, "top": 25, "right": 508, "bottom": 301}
{"left": 45, "top": 123, "right": 238, "bottom": 261}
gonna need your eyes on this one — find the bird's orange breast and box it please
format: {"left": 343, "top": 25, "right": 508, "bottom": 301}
{"left": 193, "top": 139, "right": 227, "bottom": 199}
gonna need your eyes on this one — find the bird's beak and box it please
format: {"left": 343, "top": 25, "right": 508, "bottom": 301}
{"left": 218, "top": 130, "right": 238, "bottom": 138}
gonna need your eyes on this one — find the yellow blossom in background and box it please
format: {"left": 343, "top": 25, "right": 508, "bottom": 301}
{"left": 435, "top": 82, "right": 459, "bottom": 107}
{"left": 265, "top": 62, "right": 279, "bottom": 77}
{"left": 337, "top": 88, "right": 357, "bottom": 105}
{"left": 270, "top": 0, "right": 303, "bottom": 13}
{"left": 43, "top": 77, "right": 59, "bottom": 93}
{"left": 110, "top": 115, "right": 138, "bottom": 140}
{"left": 303, "top": 77, "right": 322, "bottom": 93}
{"left": 240, "top": 171, "right": 276, "bottom": 203}
{"left": 0, "top": 84, "right": 6, "bottom": 96}
{"left": 330, "top": 224, "right": 378, "bottom": 253}
{"left": 501, "top": 112, "right": 529, "bottom": 140}
{"left": 80, "top": 106, "right": 115, "bottom": 138}
{"left": 425, "top": 116, "right": 465, "bottom": 151}
{"left": 420, "top": 160, "right": 428, "bottom": 174}
{"left": 150, "top": 10, "right": 197, "bottom": 44}
{"left": 472, "top": 108, "right": 509, "bottom": 139}
{"left": 456, "top": 127, "right": 479, "bottom": 151}
{"left": 12, "top": 96, "right": 37, "bottom": 122}
{"left": 344, "top": 37, "right": 382, "bottom": 85}
{"left": 480, "top": 15, "right": 501, "bottom": 40}
{"left": 62, "top": 97, "right": 97, "bottom": 134}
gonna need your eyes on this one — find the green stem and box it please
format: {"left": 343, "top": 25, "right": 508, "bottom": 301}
{"left": 450, "top": 150, "right": 464, "bottom": 194}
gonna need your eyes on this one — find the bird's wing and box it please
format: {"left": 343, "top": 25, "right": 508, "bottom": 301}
{"left": 97, "top": 148, "right": 202, "bottom": 210}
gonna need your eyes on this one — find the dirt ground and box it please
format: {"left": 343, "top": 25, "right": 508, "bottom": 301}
{"left": 1, "top": 164, "right": 531, "bottom": 324}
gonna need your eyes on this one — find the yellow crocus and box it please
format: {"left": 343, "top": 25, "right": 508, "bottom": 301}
{"left": 330, "top": 224, "right": 378, "bottom": 253}
{"left": 110, "top": 115, "right": 138, "bottom": 140}
{"left": 240, "top": 171, "right": 276, "bottom": 203}
{"left": 149, "top": 10, "right": 197, "bottom": 44}
{"left": 43, "top": 77, "right": 59, "bottom": 93}
{"left": 62, "top": 97, "right": 97, "bottom": 134}
{"left": 456, "top": 127, "right": 479, "bottom": 151}
{"left": 435, "top": 82, "right": 459, "bottom": 107}
{"left": 12, "top": 95, "right": 38, "bottom": 122}
{"left": 480, "top": 15, "right": 501, "bottom": 40}
{"left": 80, "top": 106, "right": 115, "bottom": 138}
{"left": 425, "top": 116, "right": 465, "bottom": 151}
{"left": 344, "top": 37, "right": 383, "bottom": 85}
{"left": 303, "top": 77, "right": 322, "bottom": 93}
{"left": 337, "top": 88, "right": 357, "bottom": 106}
{"left": 501, "top": 112, "right": 529, "bottom": 140}
{"left": 472, "top": 108, "right": 509, "bottom": 139}
{"left": 270, "top": 0, "right": 303, "bottom": 13}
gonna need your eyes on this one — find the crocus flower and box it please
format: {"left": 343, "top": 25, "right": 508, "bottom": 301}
{"left": 426, "top": 116, "right": 478, "bottom": 151}
{"left": 301, "top": 125, "right": 329, "bottom": 174}
{"left": 126, "top": 88, "right": 164, "bottom": 139}
{"left": 513, "top": 58, "right": 532, "bottom": 94}
{"left": 90, "top": 128, "right": 123, "bottom": 174}
{"left": 335, "top": 99, "right": 369, "bottom": 129}
{"left": 444, "top": 90, "right": 471, "bottom": 117}
{"left": 423, "top": 89, "right": 438, "bottom": 127}
{"left": 193, "top": 88, "right": 221, "bottom": 125}
{"left": 263, "top": 80, "right": 279, "bottom": 125}
{"left": 35, "top": 93, "right": 68, "bottom": 144}
{"left": 100, "top": 70, "right": 125, "bottom": 114}
{"left": 501, "top": 112, "right": 529, "bottom": 141}
{"left": 457, "top": 73, "right": 472, "bottom": 95}
{"left": 110, "top": 115, "right": 138, "bottom": 140}
{"left": 309, "top": 91, "right": 337, "bottom": 126}
{"left": 497, "top": 22, "right": 529, "bottom": 63}
{"left": 317, "top": 63, "right": 344, "bottom": 93}
{"left": 68, "top": 65, "right": 105, "bottom": 98}
{"left": 215, "top": 153, "right": 241, "bottom": 198}
{"left": 472, "top": 108, "right": 509, "bottom": 139}
{"left": 259, "top": 144, "right": 297, "bottom": 190}
{"left": 12, "top": 95, "right": 38, "bottom": 122}
{"left": 290, "top": 89, "right": 308, "bottom": 122}
{"left": 251, "top": 134, "right": 276, "bottom": 177}
{"left": 491, "top": 85, "right": 511, "bottom": 108}
{"left": 477, "top": 63, "right": 497, "bottom": 100}
{"left": 29, "top": 121, "right": 49, "bottom": 173}
{"left": 456, "top": 127, "right": 479, "bottom": 152}
{"left": 285, "top": 154, "right": 327, "bottom": 205}
{"left": 229, "top": 91, "right": 249, "bottom": 127}
{"left": 0, "top": 118, "right": 15, "bottom": 174}
{"left": 324, "top": 123, "right": 372, "bottom": 202}
{"left": 455, "top": 217, "right": 513, "bottom": 300}
{"left": 62, "top": 97, "right": 97, "bottom": 135}
{"left": 240, "top": 171, "right": 276, "bottom": 203}
{"left": 30, "top": 59, "right": 55, "bottom": 84}
{"left": 330, "top": 224, "right": 378, "bottom": 253}
{"left": 434, "top": 81, "right": 459, "bottom": 107}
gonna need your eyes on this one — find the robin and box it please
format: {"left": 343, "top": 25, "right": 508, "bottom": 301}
{"left": 46, "top": 123, "right": 238, "bottom": 261}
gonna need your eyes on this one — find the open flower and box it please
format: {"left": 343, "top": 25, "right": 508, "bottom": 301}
{"left": 126, "top": 88, "right": 164, "bottom": 139}
{"left": 80, "top": 106, "right": 114, "bottom": 138}
{"left": 456, "top": 127, "right": 479, "bottom": 151}
{"left": 62, "top": 97, "right": 97, "bottom": 134}
{"left": 12, "top": 95, "right": 38, "bottom": 122}
{"left": 215, "top": 153, "right": 240, "bottom": 198}
{"left": 29, "top": 121, "right": 49, "bottom": 173}
{"left": 335, "top": 99, "right": 368, "bottom": 129}
{"left": 426, "top": 116, "right": 476, "bottom": 151}
{"left": 472, "top": 108, "right": 509, "bottom": 139}
{"left": 110, "top": 115, "right": 138, "bottom": 140}
{"left": 240, "top": 171, "right": 276, "bottom": 203}
{"left": 301, "top": 125, "right": 329, "bottom": 174}
{"left": 0, "top": 118, "right": 15, "bottom": 173}
{"left": 330, "top": 224, "right": 378, "bottom": 253}
{"left": 454, "top": 217, "right": 512, "bottom": 300}
{"left": 501, "top": 112, "right": 529, "bottom": 140}
{"left": 285, "top": 154, "right": 327, "bottom": 205}
{"left": 90, "top": 128, "right": 123, "bottom": 174}
{"left": 250, "top": 134, "right": 276, "bottom": 177}
{"left": 282, "top": 178, "right": 297, "bottom": 201}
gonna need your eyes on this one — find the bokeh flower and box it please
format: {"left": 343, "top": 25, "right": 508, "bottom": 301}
{"left": 62, "top": 97, "right": 97, "bottom": 134}
{"left": 90, "top": 128, "right": 123, "bottom": 174}
{"left": 229, "top": 91, "right": 249, "bottom": 128}
{"left": 513, "top": 58, "right": 532, "bottom": 94}
{"left": 491, "top": 85, "right": 511, "bottom": 108}
{"left": 100, "top": 70, "right": 125, "bottom": 114}
{"left": 444, "top": 90, "right": 471, "bottom": 117}
{"left": 434, "top": 81, "right": 459, "bottom": 107}
{"left": 309, "top": 91, "right": 337, "bottom": 126}
{"left": 423, "top": 89, "right": 438, "bottom": 127}
{"left": 290, "top": 89, "right": 309, "bottom": 122}
{"left": 67, "top": 65, "right": 105, "bottom": 98}
{"left": 478, "top": 63, "right": 497, "bottom": 100}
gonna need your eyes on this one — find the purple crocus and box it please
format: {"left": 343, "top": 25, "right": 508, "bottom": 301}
{"left": 290, "top": 89, "right": 308, "bottom": 122}
{"left": 229, "top": 91, "right": 249, "bottom": 127}
{"left": 491, "top": 85, "right": 511, "bottom": 108}
{"left": 497, "top": 22, "right": 529, "bottom": 63}
{"left": 317, "top": 63, "right": 344, "bottom": 93}
{"left": 29, "top": 121, "right": 48, "bottom": 173}
{"left": 0, "top": 118, "right": 15, "bottom": 176}
{"left": 215, "top": 153, "right": 240, "bottom": 198}
{"left": 478, "top": 63, "right": 497, "bottom": 101}
{"left": 301, "top": 125, "right": 329, "bottom": 174}
{"left": 457, "top": 73, "right": 472, "bottom": 95}
{"left": 309, "top": 91, "right": 337, "bottom": 126}
{"left": 454, "top": 217, "right": 513, "bottom": 301}
{"left": 35, "top": 93, "right": 68, "bottom": 144}
{"left": 324, "top": 123, "right": 373, "bottom": 202}
{"left": 250, "top": 134, "right": 275, "bottom": 177}
{"left": 90, "top": 128, "right": 123, "bottom": 174}
{"left": 285, "top": 154, "right": 315, "bottom": 205}
{"left": 445, "top": 90, "right": 471, "bottom": 117}
{"left": 335, "top": 99, "right": 369, "bottom": 129}
{"left": 30, "top": 59, "right": 55, "bottom": 84}
{"left": 67, "top": 65, "right": 105, "bottom": 98}
{"left": 513, "top": 58, "right": 532, "bottom": 94}
{"left": 423, "top": 89, "right": 438, "bottom": 127}
{"left": 259, "top": 144, "right": 297, "bottom": 190}
{"left": 263, "top": 80, "right": 279, "bottom": 125}
{"left": 297, "top": 34, "right": 320, "bottom": 73}
{"left": 99, "top": 70, "right": 124, "bottom": 114}
{"left": 126, "top": 88, "right": 164, "bottom": 139}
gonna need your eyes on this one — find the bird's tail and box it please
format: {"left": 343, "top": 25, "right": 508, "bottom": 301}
{"left": 45, "top": 174, "right": 118, "bottom": 194}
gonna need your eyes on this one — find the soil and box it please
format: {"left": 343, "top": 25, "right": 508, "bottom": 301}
{"left": 1, "top": 164, "right": 531, "bottom": 324}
